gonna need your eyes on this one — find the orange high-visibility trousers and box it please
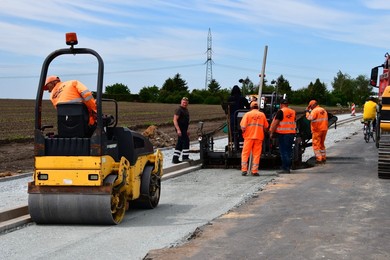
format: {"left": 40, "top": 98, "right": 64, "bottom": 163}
{"left": 312, "top": 130, "right": 327, "bottom": 162}
{"left": 241, "top": 139, "right": 263, "bottom": 174}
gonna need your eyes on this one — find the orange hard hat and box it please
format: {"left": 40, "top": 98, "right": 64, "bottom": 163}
{"left": 308, "top": 100, "right": 317, "bottom": 107}
{"left": 43, "top": 75, "right": 60, "bottom": 90}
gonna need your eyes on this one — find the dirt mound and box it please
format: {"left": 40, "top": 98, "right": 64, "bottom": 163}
{"left": 142, "top": 125, "right": 176, "bottom": 147}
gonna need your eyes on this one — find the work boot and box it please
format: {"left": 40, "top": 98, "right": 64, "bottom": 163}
{"left": 252, "top": 172, "right": 260, "bottom": 176}
{"left": 182, "top": 157, "right": 191, "bottom": 162}
{"left": 241, "top": 171, "right": 248, "bottom": 176}
{"left": 172, "top": 157, "right": 181, "bottom": 164}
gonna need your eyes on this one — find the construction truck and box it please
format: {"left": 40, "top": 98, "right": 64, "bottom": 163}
{"left": 197, "top": 92, "right": 337, "bottom": 171}
{"left": 28, "top": 33, "right": 164, "bottom": 224}
{"left": 370, "top": 52, "right": 390, "bottom": 179}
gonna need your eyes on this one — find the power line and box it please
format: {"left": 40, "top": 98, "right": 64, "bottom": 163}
{"left": 0, "top": 63, "right": 204, "bottom": 79}
{"left": 104, "top": 63, "right": 203, "bottom": 74}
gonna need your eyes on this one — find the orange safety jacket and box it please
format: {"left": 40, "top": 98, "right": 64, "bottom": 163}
{"left": 306, "top": 106, "right": 328, "bottom": 132}
{"left": 240, "top": 109, "right": 269, "bottom": 140}
{"left": 51, "top": 80, "right": 97, "bottom": 125}
{"left": 275, "top": 107, "right": 296, "bottom": 134}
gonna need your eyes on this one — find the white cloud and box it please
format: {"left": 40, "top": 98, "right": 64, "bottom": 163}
{"left": 362, "top": 0, "right": 390, "bottom": 10}
{"left": 1, "top": 0, "right": 390, "bottom": 98}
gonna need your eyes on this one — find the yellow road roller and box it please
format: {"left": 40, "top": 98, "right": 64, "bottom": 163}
{"left": 28, "top": 33, "right": 163, "bottom": 224}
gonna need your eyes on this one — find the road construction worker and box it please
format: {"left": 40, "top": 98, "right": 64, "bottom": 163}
{"left": 363, "top": 97, "right": 377, "bottom": 130}
{"left": 269, "top": 99, "right": 296, "bottom": 173}
{"left": 44, "top": 75, "right": 97, "bottom": 126}
{"left": 240, "top": 101, "right": 269, "bottom": 176}
{"left": 172, "top": 97, "right": 190, "bottom": 164}
{"left": 249, "top": 95, "right": 258, "bottom": 106}
{"left": 305, "top": 100, "right": 328, "bottom": 164}
{"left": 227, "top": 85, "right": 250, "bottom": 131}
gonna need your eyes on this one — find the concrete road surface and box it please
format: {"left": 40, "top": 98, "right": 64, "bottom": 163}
{"left": 146, "top": 133, "right": 390, "bottom": 260}
{"left": 0, "top": 165, "right": 277, "bottom": 260}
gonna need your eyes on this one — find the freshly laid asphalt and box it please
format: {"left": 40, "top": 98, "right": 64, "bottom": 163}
{"left": 146, "top": 131, "right": 390, "bottom": 259}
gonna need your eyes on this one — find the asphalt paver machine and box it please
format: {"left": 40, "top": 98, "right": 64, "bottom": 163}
{"left": 198, "top": 93, "right": 337, "bottom": 170}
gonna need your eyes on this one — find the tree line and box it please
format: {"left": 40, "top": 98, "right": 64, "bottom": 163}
{"left": 103, "top": 70, "right": 375, "bottom": 106}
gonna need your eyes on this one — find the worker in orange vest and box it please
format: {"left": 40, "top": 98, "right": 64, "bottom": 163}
{"left": 305, "top": 100, "right": 328, "bottom": 164}
{"left": 44, "top": 75, "right": 97, "bottom": 126}
{"left": 269, "top": 99, "right": 296, "bottom": 173}
{"left": 240, "top": 101, "right": 269, "bottom": 176}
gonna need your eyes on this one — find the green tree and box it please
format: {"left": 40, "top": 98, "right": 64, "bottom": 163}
{"left": 172, "top": 73, "right": 188, "bottom": 92}
{"left": 239, "top": 77, "right": 257, "bottom": 96}
{"left": 275, "top": 75, "right": 292, "bottom": 96}
{"left": 216, "top": 88, "right": 231, "bottom": 104}
{"left": 189, "top": 89, "right": 207, "bottom": 104}
{"left": 159, "top": 73, "right": 189, "bottom": 103}
{"left": 290, "top": 87, "right": 310, "bottom": 105}
{"left": 261, "top": 79, "right": 276, "bottom": 94}
{"left": 207, "top": 79, "right": 221, "bottom": 93}
{"left": 332, "top": 71, "right": 347, "bottom": 94}
{"left": 331, "top": 71, "right": 354, "bottom": 106}
{"left": 307, "top": 78, "right": 328, "bottom": 105}
{"left": 189, "top": 89, "right": 225, "bottom": 104}
{"left": 353, "top": 75, "right": 372, "bottom": 105}
{"left": 139, "top": 85, "right": 160, "bottom": 102}
{"left": 105, "top": 83, "right": 131, "bottom": 95}
{"left": 104, "top": 83, "right": 132, "bottom": 101}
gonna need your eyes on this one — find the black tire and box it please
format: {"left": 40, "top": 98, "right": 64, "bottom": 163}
{"left": 364, "top": 125, "right": 370, "bottom": 143}
{"left": 133, "top": 165, "right": 161, "bottom": 209}
{"left": 375, "top": 114, "right": 381, "bottom": 148}
{"left": 291, "top": 136, "right": 303, "bottom": 170}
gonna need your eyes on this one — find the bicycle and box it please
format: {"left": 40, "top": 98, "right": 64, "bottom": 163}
{"left": 362, "top": 120, "right": 375, "bottom": 143}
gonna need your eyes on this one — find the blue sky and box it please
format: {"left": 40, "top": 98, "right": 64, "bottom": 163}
{"left": 1, "top": 0, "right": 390, "bottom": 99}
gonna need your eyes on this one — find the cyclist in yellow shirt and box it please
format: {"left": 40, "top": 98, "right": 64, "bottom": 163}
{"left": 363, "top": 97, "right": 377, "bottom": 130}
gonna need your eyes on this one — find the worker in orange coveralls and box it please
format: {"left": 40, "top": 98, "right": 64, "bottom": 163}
{"left": 44, "top": 75, "right": 97, "bottom": 126}
{"left": 240, "top": 101, "right": 269, "bottom": 176}
{"left": 305, "top": 100, "right": 328, "bottom": 164}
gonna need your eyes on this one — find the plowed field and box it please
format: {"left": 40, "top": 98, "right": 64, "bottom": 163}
{"left": 0, "top": 99, "right": 227, "bottom": 175}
